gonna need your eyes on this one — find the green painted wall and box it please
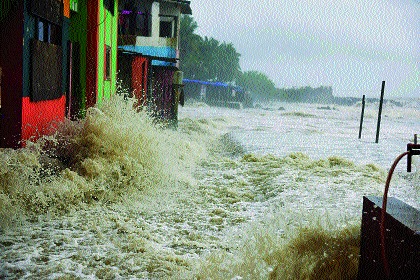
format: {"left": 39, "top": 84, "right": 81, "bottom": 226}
{"left": 97, "top": 0, "right": 118, "bottom": 104}
{"left": 69, "top": 0, "right": 87, "bottom": 115}
{"left": 69, "top": 0, "right": 118, "bottom": 111}
{"left": 70, "top": 0, "right": 79, "bottom": 12}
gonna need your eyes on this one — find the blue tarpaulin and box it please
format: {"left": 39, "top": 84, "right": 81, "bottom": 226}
{"left": 183, "top": 79, "right": 244, "bottom": 92}
{"left": 183, "top": 79, "right": 228, "bottom": 87}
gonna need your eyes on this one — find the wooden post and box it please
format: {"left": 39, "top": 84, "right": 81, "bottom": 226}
{"left": 375, "top": 81, "right": 385, "bottom": 143}
{"left": 359, "top": 95, "right": 365, "bottom": 139}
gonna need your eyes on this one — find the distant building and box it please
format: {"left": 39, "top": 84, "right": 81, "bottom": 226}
{"left": 183, "top": 79, "right": 248, "bottom": 109}
{"left": 117, "top": 0, "right": 192, "bottom": 123}
{"left": 0, "top": 0, "right": 119, "bottom": 148}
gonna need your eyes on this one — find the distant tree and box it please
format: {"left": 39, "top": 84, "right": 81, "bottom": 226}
{"left": 237, "top": 71, "right": 277, "bottom": 100}
{"left": 198, "top": 36, "right": 220, "bottom": 80}
{"left": 179, "top": 17, "right": 334, "bottom": 103}
{"left": 216, "top": 42, "right": 241, "bottom": 82}
{"left": 179, "top": 15, "right": 241, "bottom": 83}
{"left": 277, "top": 86, "right": 334, "bottom": 103}
{"left": 179, "top": 15, "right": 202, "bottom": 79}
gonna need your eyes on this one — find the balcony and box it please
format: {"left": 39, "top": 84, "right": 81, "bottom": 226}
{"left": 118, "top": 12, "right": 178, "bottom": 49}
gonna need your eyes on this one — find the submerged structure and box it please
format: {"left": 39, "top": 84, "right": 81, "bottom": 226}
{"left": 358, "top": 139, "right": 420, "bottom": 279}
{"left": 0, "top": 0, "right": 119, "bottom": 148}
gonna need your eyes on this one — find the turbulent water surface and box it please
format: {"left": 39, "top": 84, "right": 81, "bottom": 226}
{"left": 1, "top": 97, "right": 419, "bottom": 279}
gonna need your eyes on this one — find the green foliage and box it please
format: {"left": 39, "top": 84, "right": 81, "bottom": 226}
{"left": 236, "top": 71, "right": 277, "bottom": 100}
{"left": 277, "top": 86, "right": 334, "bottom": 103}
{"left": 179, "top": 15, "right": 203, "bottom": 79}
{"left": 180, "top": 16, "right": 333, "bottom": 103}
{"left": 180, "top": 16, "right": 241, "bottom": 82}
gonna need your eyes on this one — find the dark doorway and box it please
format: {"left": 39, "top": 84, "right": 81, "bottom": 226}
{"left": 67, "top": 41, "right": 81, "bottom": 119}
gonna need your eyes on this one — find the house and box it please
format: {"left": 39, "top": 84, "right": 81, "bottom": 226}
{"left": 0, "top": 0, "right": 119, "bottom": 148}
{"left": 117, "top": 0, "right": 191, "bottom": 124}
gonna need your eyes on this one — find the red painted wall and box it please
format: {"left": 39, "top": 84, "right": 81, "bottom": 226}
{"left": 132, "top": 56, "right": 148, "bottom": 107}
{"left": 0, "top": 1, "right": 68, "bottom": 148}
{"left": 21, "top": 96, "right": 66, "bottom": 142}
{"left": 86, "top": 1, "right": 99, "bottom": 108}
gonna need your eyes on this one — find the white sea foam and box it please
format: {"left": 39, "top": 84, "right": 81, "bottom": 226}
{"left": 0, "top": 97, "right": 418, "bottom": 279}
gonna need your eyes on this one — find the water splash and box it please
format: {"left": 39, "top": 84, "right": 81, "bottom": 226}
{"left": 0, "top": 97, "right": 211, "bottom": 228}
{"left": 1, "top": 98, "right": 417, "bottom": 279}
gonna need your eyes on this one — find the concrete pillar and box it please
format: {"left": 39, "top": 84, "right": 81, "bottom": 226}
{"left": 151, "top": 2, "right": 159, "bottom": 39}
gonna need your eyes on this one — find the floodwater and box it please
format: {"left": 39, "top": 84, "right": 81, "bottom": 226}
{"left": 1, "top": 96, "right": 419, "bottom": 279}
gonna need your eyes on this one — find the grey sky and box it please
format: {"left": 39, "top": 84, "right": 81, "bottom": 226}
{"left": 189, "top": 0, "right": 419, "bottom": 98}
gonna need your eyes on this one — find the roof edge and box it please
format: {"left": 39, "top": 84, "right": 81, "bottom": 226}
{"left": 161, "top": 0, "right": 192, "bottom": 14}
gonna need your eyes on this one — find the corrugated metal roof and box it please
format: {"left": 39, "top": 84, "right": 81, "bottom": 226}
{"left": 161, "top": 0, "right": 192, "bottom": 14}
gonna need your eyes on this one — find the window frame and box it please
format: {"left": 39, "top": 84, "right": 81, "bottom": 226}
{"left": 105, "top": 45, "right": 111, "bottom": 81}
{"left": 159, "top": 15, "right": 177, "bottom": 38}
{"left": 37, "top": 18, "right": 62, "bottom": 46}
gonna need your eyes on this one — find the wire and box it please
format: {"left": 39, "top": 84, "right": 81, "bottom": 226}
{"left": 380, "top": 151, "right": 409, "bottom": 279}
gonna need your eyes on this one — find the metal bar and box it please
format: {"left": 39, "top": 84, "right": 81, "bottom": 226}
{"left": 407, "top": 142, "right": 420, "bottom": 172}
{"left": 358, "top": 196, "right": 420, "bottom": 280}
{"left": 162, "top": 0, "right": 191, "bottom": 5}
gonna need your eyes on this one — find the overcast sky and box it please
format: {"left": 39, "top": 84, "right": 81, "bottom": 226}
{"left": 189, "top": 0, "right": 419, "bottom": 98}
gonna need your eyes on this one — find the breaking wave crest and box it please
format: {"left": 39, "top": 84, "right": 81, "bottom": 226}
{"left": 0, "top": 97, "right": 213, "bottom": 227}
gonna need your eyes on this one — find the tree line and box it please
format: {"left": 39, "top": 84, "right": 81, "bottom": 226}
{"left": 179, "top": 16, "right": 241, "bottom": 83}
{"left": 180, "top": 15, "right": 333, "bottom": 103}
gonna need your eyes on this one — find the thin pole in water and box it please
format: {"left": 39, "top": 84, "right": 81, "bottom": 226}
{"left": 359, "top": 94, "right": 365, "bottom": 139}
{"left": 375, "top": 81, "right": 385, "bottom": 143}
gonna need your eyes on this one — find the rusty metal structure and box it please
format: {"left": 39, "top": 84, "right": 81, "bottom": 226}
{"left": 358, "top": 135, "right": 420, "bottom": 279}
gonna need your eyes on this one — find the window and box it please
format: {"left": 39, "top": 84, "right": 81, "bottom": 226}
{"left": 105, "top": 45, "right": 111, "bottom": 80}
{"left": 70, "top": 0, "right": 78, "bottom": 12}
{"left": 37, "top": 19, "right": 62, "bottom": 45}
{"left": 30, "top": 0, "right": 63, "bottom": 101}
{"left": 37, "top": 20, "right": 45, "bottom": 41}
{"left": 159, "top": 16, "right": 176, "bottom": 38}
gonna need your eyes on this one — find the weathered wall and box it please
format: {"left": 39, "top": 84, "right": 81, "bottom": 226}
{"left": 0, "top": 1, "right": 24, "bottom": 148}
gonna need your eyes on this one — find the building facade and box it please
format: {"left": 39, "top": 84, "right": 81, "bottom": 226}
{"left": 117, "top": 0, "right": 191, "bottom": 123}
{"left": 0, "top": 0, "right": 119, "bottom": 148}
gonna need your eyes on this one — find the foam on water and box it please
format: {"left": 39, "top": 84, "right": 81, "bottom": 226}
{"left": 0, "top": 97, "right": 212, "bottom": 227}
{"left": 1, "top": 97, "right": 418, "bottom": 279}
{"left": 184, "top": 151, "right": 388, "bottom": 279}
